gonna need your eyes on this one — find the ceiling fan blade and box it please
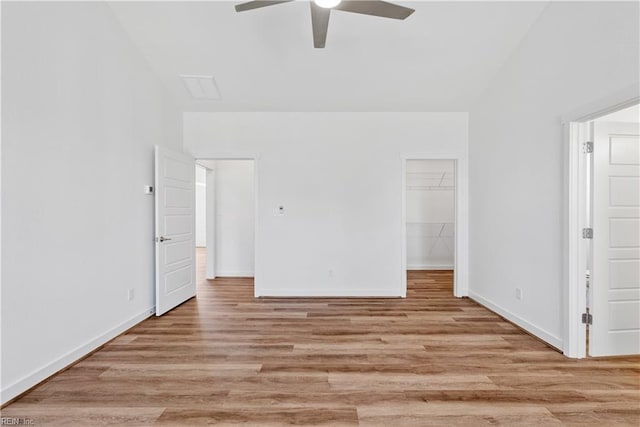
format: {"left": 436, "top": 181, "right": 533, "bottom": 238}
{"left": 333, "top": 0, "right": 414, "bottom": 20}
{"left": 235, "top": 0, "right": 294, "bottom": 13}
{"left": 310, "top": 2, "right": 331, "bottom": 48}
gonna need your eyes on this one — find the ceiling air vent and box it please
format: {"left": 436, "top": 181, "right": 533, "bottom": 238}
{"left": 180, "top": 75, "right": 221, "bottom": 100}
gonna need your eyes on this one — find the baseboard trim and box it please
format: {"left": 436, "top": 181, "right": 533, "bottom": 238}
{"left": 408, "top": 264, "right": 454, "bottom": 270}
{"left": 216, "top": 270, "right": 254, "bottom": 278}
{"left": 0, "top": 307, "right": 154, "bottom": 406}
{"left": 468, "top": 291, "right": 563, "bottom": 350}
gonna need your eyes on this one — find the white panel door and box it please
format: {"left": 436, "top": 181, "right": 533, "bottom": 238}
{"left": 155, "top": 146, "right": 196, "bottom": 316}
{"left": 590, "top": 122, "right": 640, "bottom": 356}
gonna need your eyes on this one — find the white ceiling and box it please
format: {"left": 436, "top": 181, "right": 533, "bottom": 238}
{"left": 108, "top": 1, "right": 549, "bottom": 112}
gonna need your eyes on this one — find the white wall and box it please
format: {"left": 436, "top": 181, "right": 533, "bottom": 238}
{"left": 184, "top": 112, "right": 468, "bottom": 297}
{"left": 469, "top": 1, "right": 639, "bottom": 350}
{"left": 406, "top": 160, "right": 455, "bottom": 269}
{"left": 195, "top": 165, "right": 207, "bottom": 247}
{"left": 214, "top": 160, "right": 255, "bottom": 277}
{"left": 1, "top": 2, "right": 182, "bottom": 403}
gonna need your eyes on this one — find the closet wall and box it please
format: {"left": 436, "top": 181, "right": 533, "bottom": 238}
{"left": 406, "top": 160, "right": 455, "bottom": 269}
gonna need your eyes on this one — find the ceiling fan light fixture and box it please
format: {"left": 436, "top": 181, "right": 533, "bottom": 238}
{"left": 313, "top": 0, "right": 341, "bottom": 9}
{"left": 234, "top": 0, "right": 415, "bottom": 48}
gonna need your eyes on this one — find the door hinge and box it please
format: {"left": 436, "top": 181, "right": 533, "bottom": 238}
{"left": 582, "top": 312, "right": 593, "bottom": 325}
{"left": 582, "top": 228, "right": 593, "bottom": 239}
{"left": 583, "top": 141, "right": 594, "bottom": 153}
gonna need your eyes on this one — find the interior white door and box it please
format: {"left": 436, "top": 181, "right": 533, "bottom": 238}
{"left": 590, "top": 121, "right": 640, "bottom": 356}
{"left": 155, "top": 146, "right": 196, "bottom": 316}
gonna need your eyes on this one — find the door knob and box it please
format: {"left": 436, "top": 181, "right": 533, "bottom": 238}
{"left": 158, "top": 236, "right": 172, "bottom": 242}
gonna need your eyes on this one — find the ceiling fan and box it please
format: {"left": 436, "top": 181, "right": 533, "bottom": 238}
{"left": 234, "top": 0, "right": 415, "bottom": 48}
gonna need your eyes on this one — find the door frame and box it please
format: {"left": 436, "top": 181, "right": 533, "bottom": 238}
{"left": 562, "top": 83, "right": 639, "bottom": 358}
{"left": 401, "top": 152, "right": 469, "bottom": 298}
{"left": 198, "top": 165, "right": 216, "bottom": 279}
{"left": 195, "top": 154, "right": 260, "bottom": 295}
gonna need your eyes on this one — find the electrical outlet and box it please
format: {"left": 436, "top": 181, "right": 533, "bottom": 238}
{"left": 515, "top": 288, "right": 522, "bottom": 300}
{"left": 128, "top": 289, "right": 135, "bottom": 301}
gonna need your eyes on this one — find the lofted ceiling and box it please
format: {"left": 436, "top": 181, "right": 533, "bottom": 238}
{"left": 108, "top": 1, "right": 549, "bottom": 112}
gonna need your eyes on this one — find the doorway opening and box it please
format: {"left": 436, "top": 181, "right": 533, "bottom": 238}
{"left": 195, "top": 159, "right": 257, "bottom": 293}
{"left": 404, "top": 159, "right": 456, "bottom": 296}
{"left": 565, "top": 100, "right": 639, "bottom": 358}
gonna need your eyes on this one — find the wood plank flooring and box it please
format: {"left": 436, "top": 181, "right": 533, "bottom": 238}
{"left": 2, "top": 249, "right": 639, "bottom": 425}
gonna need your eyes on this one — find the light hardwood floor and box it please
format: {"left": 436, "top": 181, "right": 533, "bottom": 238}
{"left": 2, "top": 249, "right": 639, "bottom": 425}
